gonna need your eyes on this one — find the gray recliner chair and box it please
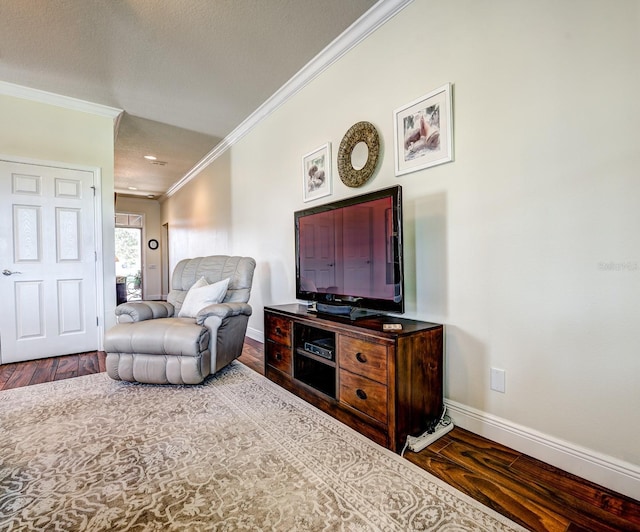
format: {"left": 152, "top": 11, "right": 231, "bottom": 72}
{"left": 104, "top": 255, "right": 256, "bottom": 385}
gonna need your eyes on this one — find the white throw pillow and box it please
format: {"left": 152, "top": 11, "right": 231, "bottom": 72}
{"left": 191, "top": 276, "right": 209, "bottom": 290}
{"left": 178, "top": 277, "right": 230, "bottom": 318}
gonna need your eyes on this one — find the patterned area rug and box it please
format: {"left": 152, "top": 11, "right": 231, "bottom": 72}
{"left": 0, "top": 362, "right": 526, "bottom": 531}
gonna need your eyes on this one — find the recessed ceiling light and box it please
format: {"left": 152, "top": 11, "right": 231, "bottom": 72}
{"left": 144, "top": 155, "right": 157, "bottom": 160}
{"left": 128, "top": 186, "right": 138, "bottom": 190}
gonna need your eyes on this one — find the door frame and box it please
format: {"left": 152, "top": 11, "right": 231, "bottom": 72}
{"left": 0, "top": 154, "right": 105, "bottom": 354}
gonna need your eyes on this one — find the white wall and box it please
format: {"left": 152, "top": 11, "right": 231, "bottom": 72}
{"left": 161, "top": 151, "right": 234, "bottom": 273}
{"left": 162, "top": 0, "right": 640, "bottom": 497}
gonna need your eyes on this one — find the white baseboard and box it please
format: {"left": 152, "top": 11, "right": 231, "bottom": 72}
{"left": 445, "top": 399, "right": 640, "bottom": 500}
{"left": 246, "top": 326, "right": 264, "bottom": 344}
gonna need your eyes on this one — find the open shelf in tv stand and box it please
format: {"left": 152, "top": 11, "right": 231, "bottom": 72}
{"left": 264, "top": 304, "right": 444, "bottom": 453}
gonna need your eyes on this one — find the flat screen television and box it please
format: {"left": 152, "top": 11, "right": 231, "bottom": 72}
{"left": 295, "top": 185, "right": 404, "bottom": 319}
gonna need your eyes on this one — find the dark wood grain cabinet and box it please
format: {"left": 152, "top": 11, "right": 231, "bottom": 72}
{"left": 264, "top": 304, "right": 444, "bottom": 452}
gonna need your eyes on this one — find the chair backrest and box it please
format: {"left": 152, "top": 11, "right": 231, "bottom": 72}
{"left": 167, "top": 255, "right": 256, "bottom": 311}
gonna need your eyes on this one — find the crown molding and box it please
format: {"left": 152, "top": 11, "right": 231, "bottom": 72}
{"left": 165, "top": 0, "right": 413, "bottom": 198}
{"left": 0, "top": 80, "right": 123, "bottom": 120}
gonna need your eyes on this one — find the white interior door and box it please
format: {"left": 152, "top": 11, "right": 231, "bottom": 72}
{"left": 0, "top": 160, "right": 99, "bottom": 364}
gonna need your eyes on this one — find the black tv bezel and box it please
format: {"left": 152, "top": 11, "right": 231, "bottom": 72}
{"left": 294, "top": 185, "right": 404, "bottom": 315}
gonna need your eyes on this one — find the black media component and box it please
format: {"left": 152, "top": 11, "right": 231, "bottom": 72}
{"left": 303, "top": 337, "right": 334, "bottom": 360}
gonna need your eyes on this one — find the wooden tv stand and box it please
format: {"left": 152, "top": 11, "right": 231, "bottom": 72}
{"left": 264, "top": 304, "right": 444, "bottom": 452}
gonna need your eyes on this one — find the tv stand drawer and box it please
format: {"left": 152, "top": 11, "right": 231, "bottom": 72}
{"left": 339, "top": 336, "right": 387, "bottom": 383}
{"left": 266, "top": 341, "right": 292, "bottom": 374}
{"left": 339, "top": 370, "right": 387, "bottom": 424}
{"left": 265, "top": 314, "right": 292, "bottom": 347}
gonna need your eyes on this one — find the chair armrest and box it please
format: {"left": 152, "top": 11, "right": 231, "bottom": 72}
{"left": 195, "top": 302, "right": 252, "bottom": 325}
{"left": 115, "top": 301, "right": 174, "bottom": 323}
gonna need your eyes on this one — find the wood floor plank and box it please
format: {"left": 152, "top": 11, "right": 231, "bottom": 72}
{"left": 444, "top": 427, "right": 521, "bottom": 466}
{"left": 78, "top": 352, "right": 100, "bottom": 376}
{"left": 3, "top": 361, "right": 37, "bottom": 389}
{"left": 0, "top": 363, "right": 17, "bottom": 390}
{"left": 97, "top": 351, "right": 107, "bottom": 373}
{"left": 566, "top": 523, "right": 602, "bottom": 532}
{"left": 29, "top": 357, "right": 59, "bottom": 385}
{"left": 512, "top": 454, "right": 640, "bottom": 526}
{"left": 405, "top": 446, "right": 570, "bottom": 532}
{"left": 433, "top": 438, "right": 636, "bottom": 532}
{"left": 420, "top": 431, "right": 455, "bottom": 454}
{"left": 54, "top": 354, "right": 79, "bottom": 380}
{"left": 239, "top": 337, "right": 265, "bottom": 374}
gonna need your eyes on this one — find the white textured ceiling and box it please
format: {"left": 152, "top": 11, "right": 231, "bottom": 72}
{"left": 0, "top": 0, "right": 378, "bottom": 197}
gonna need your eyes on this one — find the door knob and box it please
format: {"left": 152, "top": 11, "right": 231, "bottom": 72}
{"left": 2, "top": 269, "right": 22, "bottom": 276}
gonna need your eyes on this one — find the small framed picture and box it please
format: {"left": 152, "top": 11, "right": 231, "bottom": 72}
{"left": 393, "top": 83, "right": 453, "bottom": 176}
{"left": 302, "top": 142, "right": 331, "bottom": 202}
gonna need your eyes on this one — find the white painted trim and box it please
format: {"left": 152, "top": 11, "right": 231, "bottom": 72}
{"left": 113, "top": 110, "right": 124, "bottom": 144}
{"left": 246, "top": 326, "right": 264, "bottom": 344}
{"left": 0, "top": 81, "right": 123, "bottom": 120}
{"left": 445, "top": 399, "right": 640, "bottom": 500}
{"left": 165, "top": 0, "right": 414, "bottom": 198}
{"left": 92, "top": 166, "right": 106, "bottom": 351}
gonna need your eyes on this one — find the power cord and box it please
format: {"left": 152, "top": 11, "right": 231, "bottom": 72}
{"left": 425, "top": 405, "right": 449, "bottom": 433}
{"left": 400, "top": 406, "right": 452, "bottom": 456}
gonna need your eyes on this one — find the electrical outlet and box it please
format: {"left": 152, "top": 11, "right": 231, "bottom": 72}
{"left": 490, "top": 368, "right": 506, "bottom": 393}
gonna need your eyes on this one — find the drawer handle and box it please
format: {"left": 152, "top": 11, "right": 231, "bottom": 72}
{"left": 275, "top": 326, "right": 282, "bottom": 335}
{"left": 275, "top": 353, "right": 282, "bottom": 361}
{"left": 356, "top": 389, "right": 367, "bottom": 400}
{"left": 355, "top": 352, "right": 367, "bottom": 364}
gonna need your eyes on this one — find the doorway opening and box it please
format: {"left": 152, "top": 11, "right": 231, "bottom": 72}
{"left": 115, "top": 213, "right": 143, "bottom": 302}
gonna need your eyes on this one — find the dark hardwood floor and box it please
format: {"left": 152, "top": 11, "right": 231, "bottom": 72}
{"left": 2, "top": 338, "right": 638, "bottom": 531}
{"left": 0, "top": 351, "right": 106, "bottom": 390}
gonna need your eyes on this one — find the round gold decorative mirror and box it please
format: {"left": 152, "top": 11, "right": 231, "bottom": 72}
{"left": 337, "top": 121, "right": 380, "bottom": 187}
